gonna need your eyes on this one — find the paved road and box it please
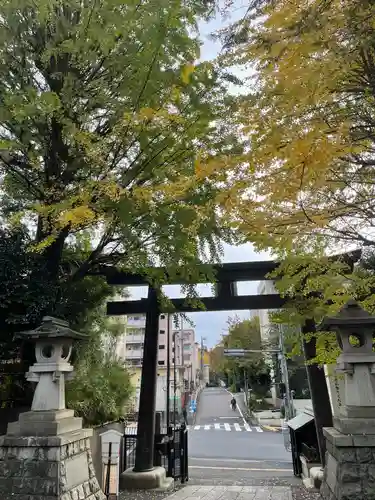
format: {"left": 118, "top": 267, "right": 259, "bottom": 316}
{"left": 188, "top": 388, "right": 298, "bottom": 486}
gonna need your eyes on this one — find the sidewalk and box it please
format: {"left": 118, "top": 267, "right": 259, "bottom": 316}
{"left": 120, "top": 484, "right": 321, "bottom": 500}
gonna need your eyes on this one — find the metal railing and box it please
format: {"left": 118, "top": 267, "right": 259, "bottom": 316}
{"left": 301, "top": 442, "right": 319, "bottom": 463}
{"left": 122, "top": 423, "right": 188, "bottom": 484}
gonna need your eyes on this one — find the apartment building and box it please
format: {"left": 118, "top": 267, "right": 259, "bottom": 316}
{"left": 172, "top": 328, "right": 199, "bottom": 393}
{"left": 122, "top": 314, "right": 186, "bottom": 421}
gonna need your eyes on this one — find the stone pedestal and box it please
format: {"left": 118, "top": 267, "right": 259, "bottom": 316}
{"left": 120, "top": 466, "right": 173, "bottom": 491}
{"left": 321, "top": 427, "right": 375, "bottom": 500}
{"left": 0, "top": 429, "right": 106, "bottom": 500}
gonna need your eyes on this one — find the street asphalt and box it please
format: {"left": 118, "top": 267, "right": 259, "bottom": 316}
{"left": 188, "top": 387, "right": 300, "bottom": 486}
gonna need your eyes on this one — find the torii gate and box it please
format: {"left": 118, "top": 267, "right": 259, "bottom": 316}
{"left": 104, "top": 256, "right": 356, "bottom": 478}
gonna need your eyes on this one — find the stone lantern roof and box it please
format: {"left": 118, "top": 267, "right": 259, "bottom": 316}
{"left": 320, "top": 299, "right": 375, "bottom": 330}
{"left": 319, "top": 300, "right": 375, "bottom": 364}
{"left": 17, "top": 316, "right": 87, "bottom": 340}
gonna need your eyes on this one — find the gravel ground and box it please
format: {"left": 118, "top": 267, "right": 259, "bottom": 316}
{"left": 291, "top": 486, "right": 321, "bottom": 500}
{"left": 119, "top": 482, "right": 184, "bottom": 500}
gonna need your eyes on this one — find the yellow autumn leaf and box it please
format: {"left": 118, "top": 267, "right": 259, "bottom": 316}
{"left": 181, "top": 63, "right": 195, "bottom": 84}
{"left": 58, "top": 206, "right": 96, "bottom": 227}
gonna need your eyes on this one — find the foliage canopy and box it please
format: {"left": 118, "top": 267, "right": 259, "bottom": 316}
{"left": 218, "top": 0, "right": 375, "bottom": 255}
{"left": 0, "top": 0, "right": 243, "bottom": 297}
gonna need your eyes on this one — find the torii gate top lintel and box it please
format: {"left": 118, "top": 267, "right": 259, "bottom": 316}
{"left": 106, "top": 259, "right": 279, "bottom": 286}
{"left": 106, "top": 260, "right": 283, "bottom": 314}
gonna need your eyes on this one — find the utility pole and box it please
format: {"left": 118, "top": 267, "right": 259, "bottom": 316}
{"left": 200, "top": 337, "right": 204, "bottom": 384}
{"left": 243, "top": 367, "right": 249, "bottom": 405}
{"left": 180, "top": 314, "right": 185, "bottom": 411}
{"left": 278, "top": 324, "right": 294, "bottom": 420}
{"left": 173, "top": 330, "right": 177, "bottom": 428}
{"left": 166, "top": 313, "right": 170, "bottom": 429}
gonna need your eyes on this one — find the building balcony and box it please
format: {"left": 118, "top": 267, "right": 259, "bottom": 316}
{"left": 127, "top": 317, "right": 146, "bottom": 328}
{"left": 126, "top": 350, "right": 144, "bottom": 359}
{"left": 126, "top": 335, "right": 145, "bottom": 344}
{"left": 126, "top": 360, "right": 143, "bottom": 368}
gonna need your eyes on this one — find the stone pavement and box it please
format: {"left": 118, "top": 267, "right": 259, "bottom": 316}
{"left": 120, "top": 484, "right": 321, "bottom": 500}
{"left": 164, "top": 485, "right": 292, "bottom": 500}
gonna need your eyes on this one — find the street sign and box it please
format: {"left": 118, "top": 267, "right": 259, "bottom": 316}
{"left": 223, "top": 349, "right": 245, "bottom": 357}
{"left": 224, "top": 348, "right": 280, "bottom": 357}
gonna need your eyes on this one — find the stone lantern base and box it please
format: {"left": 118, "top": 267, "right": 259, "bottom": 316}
{"left": 320, "top": 426, "right": 375, "bottom": 500}
{"left": 0, "top": 427, "right": 106, "bottom": 500}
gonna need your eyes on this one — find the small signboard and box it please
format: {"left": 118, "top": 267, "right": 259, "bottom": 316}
{"left": 189, "top": 400, "right": 197, "bottom": 413}
{"left": 100, "top": 429, "right": 123, "bottom": 498}
{"left": 223, "top": 349, "right": 245, "bottom": 357}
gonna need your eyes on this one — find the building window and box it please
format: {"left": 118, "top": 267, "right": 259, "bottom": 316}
{"left": 172, "top": 358, "right": 175, "bottom": 363}
{"left": 160, "top": 315, "right": 165, "bottom": 319}
{"left": 160, "top": 329, "right": 165, "bottom": 334}
{"left": 158, "top": 361, "right": 165, "bottom": 366}
{"left": 172, "top": 348, "right": 175, "bottom": 353}
{"left": 159, "top": 345, "right": 165, "bottom": 350}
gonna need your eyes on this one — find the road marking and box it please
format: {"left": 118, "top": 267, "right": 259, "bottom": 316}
{"left": 189, "top": 423, "right": 272, "bottom": 432}
{"left": 219, "top": 416, "right": 238, "bottom": 419}
{"left": 188, "top": 465, "right": 293, "bottom": 472}
{"left": 262, "top": 425, "right": 281, "bottom": 432}
{"left": 190, "top": 457, "right": 293, "bottom": 465}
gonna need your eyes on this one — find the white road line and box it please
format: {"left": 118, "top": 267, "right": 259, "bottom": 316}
{"left": 224, "top": 388, "right": 247, "bottom": 426}
{"left": 204, "top": 424, "right": 210, "bottom": 430}
{"left": 189, "top": 465, "right": 292, "bottom": 472}
{"left": 244, "top": 423, "right": 252, "bottom": 432}
{"left": 214, "top": 423, "right": 220, "bottom": 430}
{"left": 194, "top": 425, "right": 200, "bottom": 430}
{"left": 234, "top": 423, "right": 241, "bottom": 432}
{"left": 255, "top": 426, "right": 263, "bottom": 433}
{"left": 224, "top": 423, "right": 231, "bottom": 431}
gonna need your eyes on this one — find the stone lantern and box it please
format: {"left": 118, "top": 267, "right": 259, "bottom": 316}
{"left": 10, "top": 316, "right": 87, "bottom": 436}
{"left": 21, "top": 316, "right": 86, "bottom": 412}
{"left": 320, "top": 299, "right": 375, "bottom": 427}
{"left": 319, "top": 300, "right": 375, "bottom": 500}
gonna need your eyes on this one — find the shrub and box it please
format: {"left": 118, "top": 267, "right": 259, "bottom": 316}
{"left": 67, "top": 342, "right": 133, "bottom": 426}
{"left": 248, "top": 395, "right": 273, "bottom": 412}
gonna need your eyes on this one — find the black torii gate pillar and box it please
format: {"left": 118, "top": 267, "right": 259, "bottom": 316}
{"left": 105, "top": 258, "right": 347, "bottom": 488}
{"left": 133, "top": 286, "right": 159, "bottom": 473}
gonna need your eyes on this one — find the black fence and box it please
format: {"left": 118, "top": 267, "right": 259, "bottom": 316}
{"left": 123, "top": 424, "right": 188, "bottom": 484}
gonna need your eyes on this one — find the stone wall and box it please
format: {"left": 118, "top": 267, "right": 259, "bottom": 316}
{"left": 321, "top": 428, "right": 375, "bottom": 500}
{"left": 0, "top": 432, "right": 106, "bottom": 500}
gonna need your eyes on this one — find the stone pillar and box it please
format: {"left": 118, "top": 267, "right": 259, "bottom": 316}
{"left": 319, "top": 300, "right": 375, "bottom": 500}
{"left": 0, "top": 316, "right": 106, "bottom": 500}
